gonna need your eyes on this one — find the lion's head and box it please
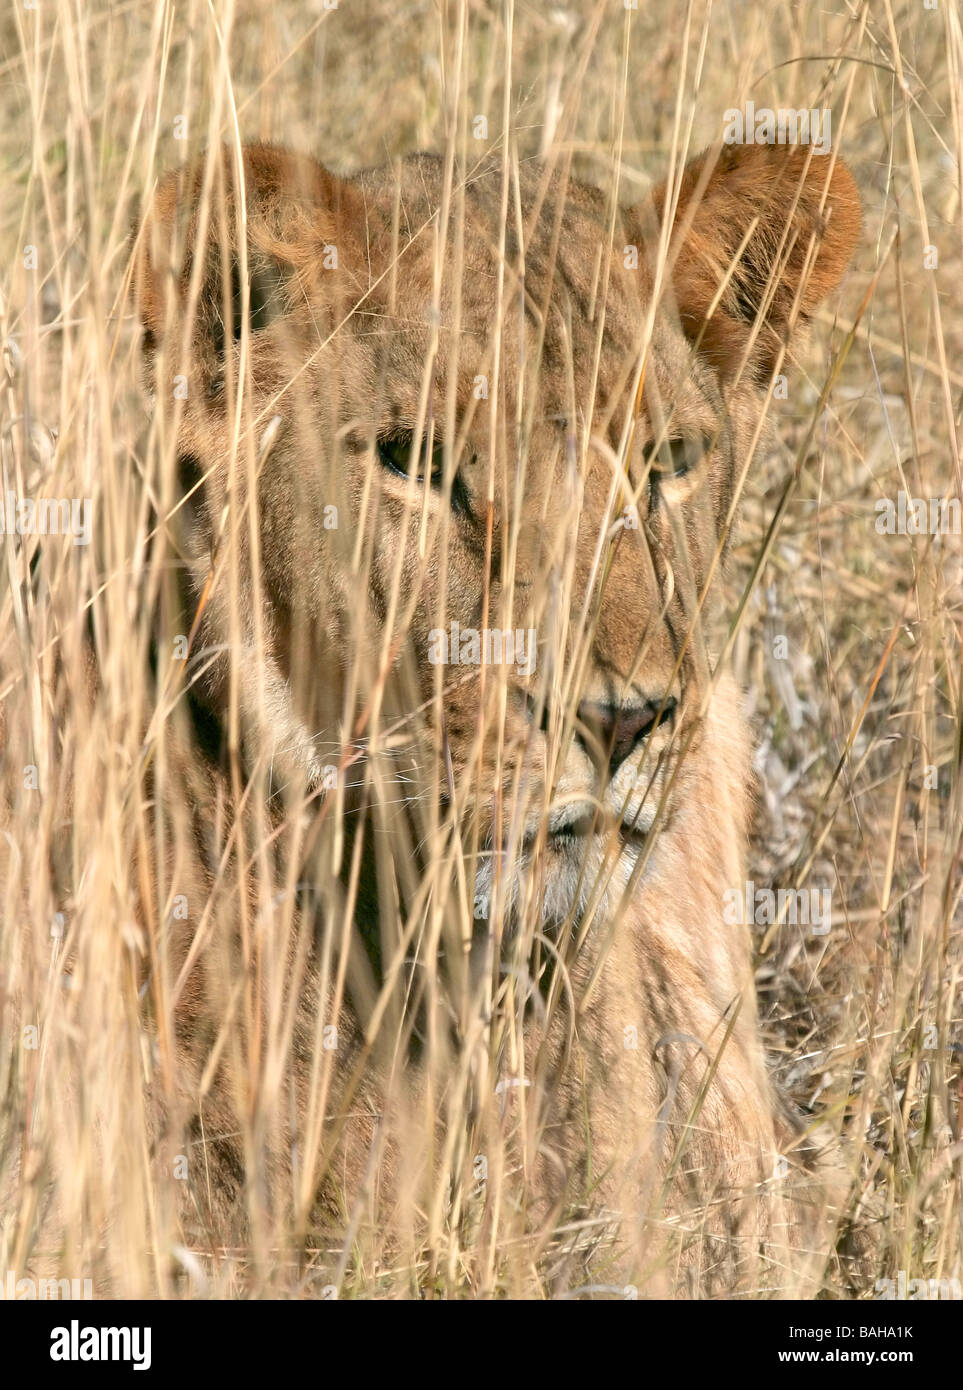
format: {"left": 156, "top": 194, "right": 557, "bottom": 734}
{"left": 134, "top": 140, "right": 860, "bottom": 930}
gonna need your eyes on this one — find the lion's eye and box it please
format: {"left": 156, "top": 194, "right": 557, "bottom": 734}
{"left": 646, "top": 433, "right": 710, "bottom": 504}
{"left": 376, "top": 430, "right": 445, "bottom": 486}
{"left": 652, "top": 435, "right": 707, "bottom": 477}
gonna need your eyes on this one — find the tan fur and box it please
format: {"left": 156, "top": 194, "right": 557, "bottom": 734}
{"left": 131, "top": 140, "right": 860, "bottom": 1294}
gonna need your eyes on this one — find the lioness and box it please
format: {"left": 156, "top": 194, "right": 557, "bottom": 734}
{"left": 132, "top": 137, "right": 860, "bottom": 1296}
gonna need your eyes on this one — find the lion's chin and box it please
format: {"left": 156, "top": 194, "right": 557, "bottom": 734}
{"left": 473, "top": 822, "right": 647, "bottom": 934}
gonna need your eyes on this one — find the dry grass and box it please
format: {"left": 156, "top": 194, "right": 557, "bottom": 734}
{"left": 0, "top": 0, "right": 961, "bottom": 1299}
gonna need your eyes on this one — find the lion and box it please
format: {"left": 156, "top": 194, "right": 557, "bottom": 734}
{"left": 130, "top": 137, "right": 861, "bottom": 1296}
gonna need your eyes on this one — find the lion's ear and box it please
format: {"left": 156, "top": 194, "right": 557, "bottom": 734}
{"left": 640, "top": 143, "right": 861, "bottom": 381}
{"left": 132, "top": 144, "right": 360, "bottom": 365}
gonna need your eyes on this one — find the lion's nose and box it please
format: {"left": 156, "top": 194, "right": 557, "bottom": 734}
{"left": 576, "top": 697, "right": 677, "bottom": 775}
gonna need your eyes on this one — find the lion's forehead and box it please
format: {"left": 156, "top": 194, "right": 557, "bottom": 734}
{"left": 351, "top": 156, "right": 701, "bottom": 426}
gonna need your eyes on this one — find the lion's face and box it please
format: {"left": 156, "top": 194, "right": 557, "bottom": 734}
{"left": 136, "top": 142, "right": 859, "bottom": 923}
